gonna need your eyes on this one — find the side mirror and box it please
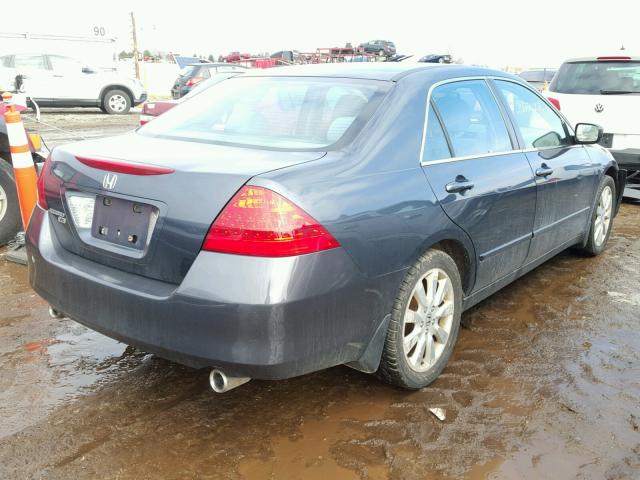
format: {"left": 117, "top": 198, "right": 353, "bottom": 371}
{"left": 575, "top": 123, "right": 603, "bottom": 144}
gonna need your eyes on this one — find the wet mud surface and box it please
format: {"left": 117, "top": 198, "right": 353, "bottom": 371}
{"left": 22, "top": 109, "right": 140, "bottom": 149}
{"left": 1, "top": 113, "right": 639, "bottom": 478}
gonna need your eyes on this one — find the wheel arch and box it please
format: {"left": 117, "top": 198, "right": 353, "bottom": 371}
{"left": 0, "top": 132, "right": 10, "bottom": 165}
{"left": 407, "top": 226, "right": 476, "bottom": 297}
{"left": 429, "top": 238, "right": 473, "bottom": 295}
{"left": 99, "top": 85, "right": 134, "bottom": 106}
{"left": 603, "top": 160, "right": 624, "bottom": 216}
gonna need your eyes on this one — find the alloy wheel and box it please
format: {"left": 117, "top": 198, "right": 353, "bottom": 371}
{"left": 108, "top": 94, "right": 128, "bottom": 113}
{"left": 594, "top": 185, "right": 613, "bottom": 247}
{"left": 402, "top": 268, "right": 455, "bottom": 372}
{"left": 0, "top": 183, "right": 7, "bottom": 223}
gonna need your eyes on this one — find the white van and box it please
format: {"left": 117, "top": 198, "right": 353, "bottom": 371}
{"left": 546, "top": 56, "right": 640, "bottom": 181}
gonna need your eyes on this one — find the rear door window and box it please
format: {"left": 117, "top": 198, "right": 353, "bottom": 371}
{"left": 551, "top": 61, "right": 640, "bottom": 94}
{"left": 432, "top": 80, "right": 513, "bottom": 157}
{"left": 494, "top": 80, "right": 570, "bottom": 149}
{"left": 13, "top": 54, "right": 47, "bottom": 70}
{"left": 48, "top": 55, "right": 84, "bottom": 73}
{"left": 423, "top": 106, "right": 451, "bottom": 162}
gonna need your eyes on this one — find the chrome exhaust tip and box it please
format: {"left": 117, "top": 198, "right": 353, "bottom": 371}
{"left": 48, "top": 306, "right": 65, "bottom": 319}
{"left": 209, "top": 369, "right": 250, "bottom": 393}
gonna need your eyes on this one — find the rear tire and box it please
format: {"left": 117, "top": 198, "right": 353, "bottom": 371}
{"left": 0, "top": 158, "right": 22, "bottom": 245}
{"left": 580, "top": 175, "right": 616, "bottom": 256}
{"left": 378, "top": 249, "right": 463, "bottom": 389}
{"left": 102, "top": 89, "right": 131, "bottom": 114}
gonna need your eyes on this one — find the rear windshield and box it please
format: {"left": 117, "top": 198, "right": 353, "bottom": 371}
{"left": 139, "top": 76, "right": 391, "bottom": 150}
{"left": 551, "top": 61, "right": 640, "bottom": 94}
{"left": 179, "top": 65, "right": 199, "bottom": 76}
{"left": 519, "top": 70, "right": 555, "bottom": 82}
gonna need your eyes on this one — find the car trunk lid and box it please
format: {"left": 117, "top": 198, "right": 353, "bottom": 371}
{"left": 44, "top": 132, "right": 325, "bottom": 284}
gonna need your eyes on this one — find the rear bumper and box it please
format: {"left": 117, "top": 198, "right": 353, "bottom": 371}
{"left": 132, "top": 93, "right": 148, "bottom": 106}
{"left": 610, "top": 148, "right": 640, "bottom": 172}
{"left": 171, "top": 87, "right": 188, "bottom": 99}
{"left": 26, "top": 206, "right": 392, "bottom": 379}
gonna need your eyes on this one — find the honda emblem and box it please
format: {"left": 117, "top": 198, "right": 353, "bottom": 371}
{"left": 102, "top": 173, "right": 118, "bottom": 190}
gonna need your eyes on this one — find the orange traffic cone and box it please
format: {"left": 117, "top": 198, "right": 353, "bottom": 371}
{"left": 2, "top": 92, "right": 38, "bottom": 228}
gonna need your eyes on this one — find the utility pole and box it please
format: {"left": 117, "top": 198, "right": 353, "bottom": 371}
{"left": 130, "top": 11, "right": 140, "bottom": 80}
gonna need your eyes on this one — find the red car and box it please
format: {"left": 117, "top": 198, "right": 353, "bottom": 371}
{"left": 140, "top": 100, "right": 177, "bottom": 125}
{"left": 224, "top": 51, "right": 251, "bottom": 63}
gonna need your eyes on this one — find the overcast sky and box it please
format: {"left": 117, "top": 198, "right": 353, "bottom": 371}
{"left": 7, "top": 0, "right": 637, "bottom": 68}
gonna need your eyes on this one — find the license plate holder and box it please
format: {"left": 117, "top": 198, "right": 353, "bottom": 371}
{"left": 91, "top": 196, "right": 155, "bottom": 250}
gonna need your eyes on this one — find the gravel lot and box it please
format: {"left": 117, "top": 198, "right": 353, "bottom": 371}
{"left": 1, "top": 111, "right": 638, "bottom": 479}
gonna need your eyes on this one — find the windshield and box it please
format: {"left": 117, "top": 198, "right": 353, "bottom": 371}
{"left": 139, "top": 76, "right": 391, "bottom": 150}
{"left": 551, "top": 61, "right": 640, "bottom": 94}
{"left": 179, "top": 65, "right": 199, "bottom": 77}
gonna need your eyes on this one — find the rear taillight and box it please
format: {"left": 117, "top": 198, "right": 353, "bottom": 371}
{"left": 139, "top": 114, "right": 154, "bottom": 126}
{"left": 37, "top": 155, "right": 54, "bottom": 210}
{"left": 548, "top": 97, "right": 561, "bottom": 110}
{"left": 202, "top": 186, "right": 340, "bottom": 257}
{"left": 185, "top": 77, "right": 204, "bottom": 87}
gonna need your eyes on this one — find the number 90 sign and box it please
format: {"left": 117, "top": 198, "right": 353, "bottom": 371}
{"left": 93, "top": 26, "right": 106, "bottom": 36}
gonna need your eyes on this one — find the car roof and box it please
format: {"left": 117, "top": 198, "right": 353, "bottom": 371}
{"left": 187, "top": 63, "right": 246, "bottom": 68}
{"left": 241, "top": 62, "right": 512, "bottom": 82}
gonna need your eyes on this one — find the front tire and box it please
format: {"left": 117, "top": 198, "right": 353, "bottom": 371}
{"left": 0, "top": 158, "right": 22, "bottom": 245}
{"left": 378, "top": 249, "right": 463, "bottom": 389}
{"left": 580, "top": 175, "right": 616, "bottom": 256}
{"left": 102, "top": 89, "right": 131, "bottom": 114}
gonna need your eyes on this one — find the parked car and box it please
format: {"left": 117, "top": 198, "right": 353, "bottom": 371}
{"left": 141, "top": 71, "right": 244, "bottom": 125}
{"left": 546, "top": 56, "right": 639, "bottom": 186}
{"left": 358, "top": 40, "right": 396, "bottom": 57}
{"left": 518, "top": 68, "right": 556, "bottom": 91}
{"left": 0, "top": 54, "right": 146, "bottom": 114}
{"left": 270, "top": 51, "right": 297, "bottom": 65}
{"left": 28, "top": 63, "right": 624, "bottom": 392}
{"left": 418, "top": 54, "right": 453, "bottom": 64}
{"left": 0, "top": 102, "right": 48, "bottom": 244}
{"left": 171, "top": 63, "right": 246, "bottom": 99}
{"left": 223, "top": 52, "right": 251, "bottom": 63}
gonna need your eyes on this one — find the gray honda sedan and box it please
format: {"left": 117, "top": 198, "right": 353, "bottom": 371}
{"left": 28, "top": 63, "right": 625, "bottom": 392}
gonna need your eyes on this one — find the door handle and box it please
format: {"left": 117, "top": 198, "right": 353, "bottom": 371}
{"left": 445, "top": 179, "right": 474, "bottom": 194}
{"left": 53, "top": 75, "right": 63, "bottom": 78}
{"left": 535, "top": 165, "right": 554, "bottom": 177}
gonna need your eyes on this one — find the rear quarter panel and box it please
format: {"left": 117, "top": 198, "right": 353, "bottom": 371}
{"left": 253, "top": 71, "right": 476, "bottom": 283}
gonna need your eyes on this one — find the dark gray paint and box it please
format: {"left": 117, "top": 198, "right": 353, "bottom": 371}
{"left": 27, "top": 64, "right": 622, "bottom": 380}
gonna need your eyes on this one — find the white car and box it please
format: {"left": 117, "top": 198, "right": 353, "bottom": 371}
{"left": 0, "top": 53, "right": 147, "bottom": 114}
{"left": 546, "top": 55, "right": 640, "bottom": 179}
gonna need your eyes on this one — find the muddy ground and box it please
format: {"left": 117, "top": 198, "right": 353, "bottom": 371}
{"left": 1, "top": 112, "right": 639, "bottom": 479}
{"left": 22, "top": 108, "right": 141, "bottom": 149}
